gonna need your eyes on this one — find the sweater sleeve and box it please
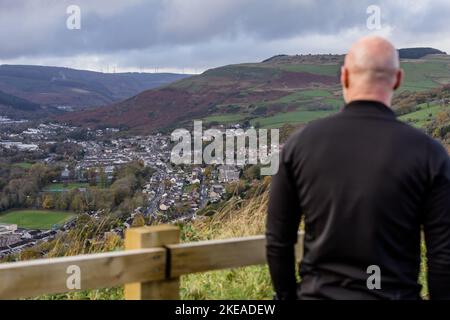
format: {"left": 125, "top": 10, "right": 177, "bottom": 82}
{"left": 424, "top": 141, "right": 450, "bottom": 300}
{"left": 266, "top": 142, "right": 302, "bottom": 300}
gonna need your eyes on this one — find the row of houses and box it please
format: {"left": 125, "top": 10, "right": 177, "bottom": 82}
{"left": 0, "top": 227, "right": 58, "bottom": 257}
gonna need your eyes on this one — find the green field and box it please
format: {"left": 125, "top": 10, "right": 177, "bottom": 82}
{"left": 203, "top": 92, "right": 342, "bottom": 128}
{"left": 276, "top": 89, "right": 334, "bottom": 104}
{"left": 300, "top": 88, "right": 334, "bottom": 98}
{"left": 13, "top": 162, "right": 34, "bottom": 169}
{"left": 399, "top": 104, "right": 446, "bottom": 127}
{"left": 43, "top": 182, "right": 89, "bottom": 192}
{"left": 276, "top": 91, "right": 311, "bottom": 104}
{"left": 251, "top": 109, "right": 336, "bottom": 128}
{"left": 280, "top": 63, "right": 340, "bottom": 76}
{"left": 322, "top": 97, "right": 344, "bottom": 108}
{"left": 202, "top": 114, "right": 247, "bottom": 124}
{"left": 0, "top": 210, "right": 75, "bottom": 229}
{"left": 399, "top": 60, "right": 450, "bottom": 92}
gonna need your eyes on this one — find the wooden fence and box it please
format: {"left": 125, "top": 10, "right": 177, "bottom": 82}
{"left": 0, "top": 225, "right": 304, "bottom": 300}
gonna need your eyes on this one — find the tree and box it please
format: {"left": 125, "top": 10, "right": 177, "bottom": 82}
{"left": 436, "top": 110, "right": 450, "bottom": 125}
{"left": 86, "top": 168, "right": 97, "bottom": 186}
{"left": 98, "top": 166, "right": 107, "bottom": 188}
{"left": 42, "top": 194, "right": 54, "bottom": 210}
{"left": 111, "top": 176, "right": 134, "bottom": 206}
{"left": 131, "top": 213, "right": 146, "bottom": 227}
{"left": 71, "top": 193, "right": 86, "bottom": 213}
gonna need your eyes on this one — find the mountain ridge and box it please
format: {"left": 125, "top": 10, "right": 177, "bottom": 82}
{"left": 0, "top": 64, "right": 191, "bottom": 118}
{"left": 55, "top": 48, "right": 450, "bottom": 133}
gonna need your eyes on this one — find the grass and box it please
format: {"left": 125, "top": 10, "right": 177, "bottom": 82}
{"left": 204, "top": 64, "right": 279, "bottom": 79}
{"left": 276, "top": 89, "right": 333, "bottom": 104}
{"left": 276, "top": 91, "right": 312, "bottom": 104}
{"left": 251, "top": 109, "right": 336, "bottom": 128}
{"left": 280, "top": 64, "right": 340, "bottom": 76}
{"left": 202, "top": 114, "right": 247, "bottom": 124}
{"left": 399, "top": 60, "right": 450, "bottom": 92}
{"left": 202, "top": 89, "right": 341, "bottom": 129}
{"left": 181, "top": 265, "right": 272, "bottom": 300}
{"left": 300, "top": 89, "right": 333, "bottom": 98}
{"left": 43, "top": 182, "right": 89, "bottom": 192}
{"left": 13, "top": 162, "right": 34, "bottom": 169}
{"left": 322, "top": 97, "right": 344, "bottom": 108}
{"left": 0, "top": 209, "right": 75, "bottom": 229}
{"left": 399, "top": 104, "right": 445, "bottom": 127}
{"left": 180, "top": 183, "right": 273, "bottom": 299}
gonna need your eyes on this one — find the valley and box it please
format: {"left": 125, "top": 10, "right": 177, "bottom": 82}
{"left": 0, "top": 64, "right": 190, "bottom": 119}
{"left": 1, "top": 49, "right": 449, "bottom": 300}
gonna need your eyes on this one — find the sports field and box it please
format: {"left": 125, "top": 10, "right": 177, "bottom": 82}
{"left": 43, "top": 182, "right": 89, "bottom": 192}
{"left": 0, "top": 210, "right": 75, "bottom": 229}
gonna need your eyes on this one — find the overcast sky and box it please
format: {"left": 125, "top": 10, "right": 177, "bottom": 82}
{"left": 0, "top": 0, "right": 449, "bottom": 73}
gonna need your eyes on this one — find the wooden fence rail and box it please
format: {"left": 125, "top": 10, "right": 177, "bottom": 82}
{"left": 0, "top": 225, "right": 304, "bottom": 300}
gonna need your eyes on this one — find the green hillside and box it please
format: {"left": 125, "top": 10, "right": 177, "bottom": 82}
{"left": 198, "top": 54, "right": 450, "bottom": 130}
{"left": 64, "top": 52, "right": 450, "bottom": 133}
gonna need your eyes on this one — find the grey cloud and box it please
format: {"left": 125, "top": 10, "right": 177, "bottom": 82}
{"left": 0, "top": 0, "right": 450, "bottom": 70}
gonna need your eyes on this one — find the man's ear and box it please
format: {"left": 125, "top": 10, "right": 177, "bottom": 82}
{"left": 393, "top": 69, "right": 403, "bottom": 91}
{"left": 341, "top": 66, "right": 349, "bottom": 89}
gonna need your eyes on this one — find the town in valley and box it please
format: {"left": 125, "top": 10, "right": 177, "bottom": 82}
{"left": 0, "top": 118, "right": 245, "bottom": 258}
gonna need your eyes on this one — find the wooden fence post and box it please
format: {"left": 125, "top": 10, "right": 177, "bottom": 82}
{"left": 124, "top": 225, "right": 180, "bottom": 300}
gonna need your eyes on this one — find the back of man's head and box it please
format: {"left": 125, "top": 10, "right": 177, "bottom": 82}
{"left": 341, "top": 36, "right": 403, "bottom": 106}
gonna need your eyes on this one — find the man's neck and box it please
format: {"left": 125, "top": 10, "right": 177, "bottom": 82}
{"left": 346, "top": 93, "right": 393, "bottom": 108}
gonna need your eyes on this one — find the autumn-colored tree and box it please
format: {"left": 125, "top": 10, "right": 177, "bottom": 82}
{"left": 86, "top": 168, "right": 97, "bottom": 186}
{"left": 42, "top": 194, "right": 54, "bottom": 210}
{"left": 71, "top": 192, "right": 87, "bottom": 213}
{"left": 436, "top": 110, "right": 450, "bottom": 125}
{"left": 131, "top": 213, "right": 146, "bottom": 227}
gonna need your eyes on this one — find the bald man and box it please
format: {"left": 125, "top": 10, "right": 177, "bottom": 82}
{"left": 266, "top": 36, "right": 450, "bottom": 300}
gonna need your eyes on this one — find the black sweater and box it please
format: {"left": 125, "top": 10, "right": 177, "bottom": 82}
{"left": 266, "top": 100, "right": 450, "bottom": 300}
